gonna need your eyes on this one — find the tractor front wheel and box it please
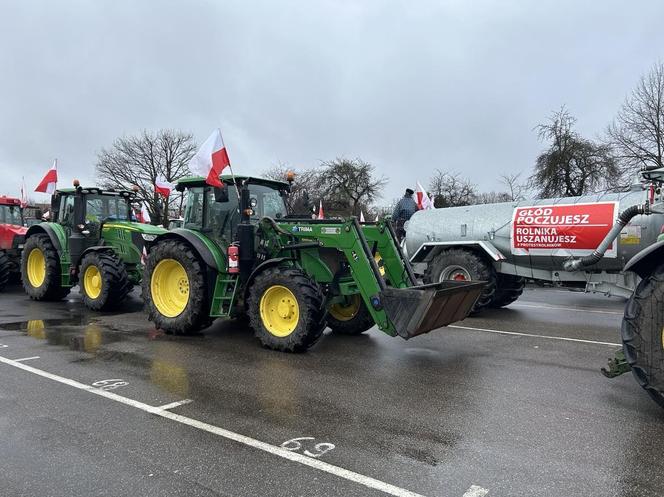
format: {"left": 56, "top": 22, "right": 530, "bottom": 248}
{"left": 143, "top": 240, "right": 210, "bottom": 335}
{"left": 328, "top": 294, "right": 375, "bottom": 335}
{"left": 248, "top": 267, "right": 326, "bottom": 352}
{"left": 80, "top": 251, "right": 132, "bottom": 311}
{"left": 21, "top": 234, "right": 70, "bottom": 301}
{"left": 621, "top": 263, "right": 664, "bottom": 408}
{"left": 0, "top": 252, "right": 9, "bottom": 291}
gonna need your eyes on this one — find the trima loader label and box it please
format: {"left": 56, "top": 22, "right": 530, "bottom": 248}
{"left": 511, "top": 202, "right": 618, "bottom": 257}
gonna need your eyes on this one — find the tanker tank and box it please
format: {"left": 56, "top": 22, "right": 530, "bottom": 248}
{"left": 404, "top": 186, "right": 664, "bottom": 310}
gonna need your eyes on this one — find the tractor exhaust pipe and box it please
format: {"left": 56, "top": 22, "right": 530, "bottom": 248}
{"left": 563, "top": 203, "right": 650, "bottom": 271}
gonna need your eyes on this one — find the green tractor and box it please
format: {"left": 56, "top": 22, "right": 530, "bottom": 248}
{"left": 21, "top": 182, "right": 166, "bottom": 310}
{"left": 142, "top": 174, "right": 484, "bottom": 352}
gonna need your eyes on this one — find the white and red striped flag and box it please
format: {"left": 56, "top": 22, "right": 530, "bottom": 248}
{"left": 154, "top": 178, "right": 173, "bottom": 198}
{"left": 318, "top": 200, "right": 325, "bottom": 220}
{"left": 35, "top": 159, "right": 58, "bottom": 194}
{"left": 416, "top": 181, "right": 434, "bottom": 210}
{"left": 137, "top": 203, "right": 151, "bottom": 224}
{"left": 190, "top": 129, "right": 230, "bottom": 187}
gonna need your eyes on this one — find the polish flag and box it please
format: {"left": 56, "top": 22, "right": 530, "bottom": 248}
{"left": 416, "top": 182, "right": 434, "bottom": 210}
{"left": 154, "top": 179, "right": 173, "bottom": 198}
{"left": 35, "top": 160, "right": 58, "bottom": 194}
{"left": 190, "top": 129, "right": 230, "bottom": 187}
{"left": 359, "top": 211, "right": 365, "bottom": 223}
{"left": 318, "top": 200, "right": 325, "bottom": 220}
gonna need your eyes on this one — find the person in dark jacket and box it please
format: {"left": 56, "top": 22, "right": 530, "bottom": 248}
{"left": 392, "top": 188, "right": 418, "bottom": 240}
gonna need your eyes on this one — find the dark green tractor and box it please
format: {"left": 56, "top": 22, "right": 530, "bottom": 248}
{"left": 21, "top": 182, "right": 166, "bottom": 310}
{"left": 142, "top": 174, "right": 483, "bottom": 352}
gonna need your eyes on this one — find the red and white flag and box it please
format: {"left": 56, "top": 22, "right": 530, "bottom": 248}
{"left": 416, "top": 181, "right": 434, "bottom": 210}
{"left": 20, "top": 177, "right": 28, "bottom": 208}
{"left": 190, "top": 129, "right": 230, "bottom": 187}
{"left": 35, "top": 159, "right": 58, "bottom": 194}
{"left": 318, "top": 200, "right": 325, "bottom": 220}
{"left": 138, "top": 203, "right": 151, "bottom": 224}
{"left": 154, "top": 179, "right": 173, "bottom": 198}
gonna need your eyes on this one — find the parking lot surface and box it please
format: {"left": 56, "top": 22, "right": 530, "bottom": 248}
{"left": 1, "top": 284, "right": 662, "bottom": 497}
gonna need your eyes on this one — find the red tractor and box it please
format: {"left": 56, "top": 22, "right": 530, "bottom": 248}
{"left": 0, "top": 196, "right": 27, "bottom": 291}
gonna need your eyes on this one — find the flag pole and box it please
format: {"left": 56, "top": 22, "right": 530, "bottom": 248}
{"left": 54, "top": 158, "right": 58, "bottom": 191}
{"left": 227, "top": 161, "right": 242, "bottom": 204}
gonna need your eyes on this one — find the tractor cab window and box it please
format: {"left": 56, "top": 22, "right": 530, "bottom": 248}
{"left": 0, "top": 205, "right": 22, "bottom": 226}
{"left": 207, "top": 187, "right": 239, "bottom": 242}
{"left": 85, "top": 194, "right": 130, "bottom": 223}
{"left": 248, "top": 184, "right": 288, "bottom": 220}
{"left": 58, "top": 195, "right": 75, "bottom": 226}
{"left": 184, "top": 188, "right": 206, "bottom": 229}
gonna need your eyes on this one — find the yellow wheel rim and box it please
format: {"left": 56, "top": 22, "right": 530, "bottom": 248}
{"left": 259, "top": 285, "right": 299, "bottom": 337}
{"left": 27, "top": 248, "right": 46, "bottom": 288}
{"left": 83, "top": 265, "right": 103, "bottom": 300}
{"left": 329, "top": 294, "right": 361, "bottom": 322}
{"left": 151, "top": 259, "right": 189, "bottom": 318}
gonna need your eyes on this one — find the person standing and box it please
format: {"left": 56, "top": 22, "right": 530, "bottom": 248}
{"left": 391, "top": 188, "right": 418, "bottom": 240}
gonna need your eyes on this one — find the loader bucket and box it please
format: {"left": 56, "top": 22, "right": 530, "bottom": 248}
{"left": 380, "top": 280, "right": 485, "bottom": 339}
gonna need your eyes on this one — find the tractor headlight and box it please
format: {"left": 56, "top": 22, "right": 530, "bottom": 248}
{"left": 141, "top": 234, "right": 157, "bottom": 242}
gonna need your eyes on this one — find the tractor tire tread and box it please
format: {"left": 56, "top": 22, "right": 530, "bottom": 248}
{"left": 328, "top": 298, "right": 375, "bottom": 335}
{"left": 21, "top": 233, "right": 70, "bottom": 301}
{"left": 80, "top": 251, "right": 132, "bottom": 311}
{"left": 490, "top": 274, "right": 526, "bottom": 308}
{"left": 0, "top": 252, "right": 10, "bottom": 292}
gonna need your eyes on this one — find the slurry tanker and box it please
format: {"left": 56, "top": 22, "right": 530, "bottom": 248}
{"left": 404, "top": 183, "right": 664, "bottom": 312}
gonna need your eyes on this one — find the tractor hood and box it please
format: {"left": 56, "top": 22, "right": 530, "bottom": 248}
{"left": 102, "top": 221, "right": 167, "bottom": 236}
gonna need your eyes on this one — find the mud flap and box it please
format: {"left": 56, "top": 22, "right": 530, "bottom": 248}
{"left": 380, "top": 280, "right": 485, "bottom": 339}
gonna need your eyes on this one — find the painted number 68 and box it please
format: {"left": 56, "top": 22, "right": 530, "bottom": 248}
{"left": 280, "top": 437, "right": 335, "bottom": 458}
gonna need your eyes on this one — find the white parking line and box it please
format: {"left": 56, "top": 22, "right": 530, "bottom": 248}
{"left": 158, "top": 399, "right": 193, "bottom": 410}
{"left": 13, "top": 356, "right": 40, "bottom": 362}
{"left": 449, "top": 325, "right": 621, "bottom": 347}
{"left": 510, "top": 302, "right": 623, "bottom": 316}
{"left": 0, "top": 356, "right": 427, "bottom": 497}
{"left": 463, "top": 485, "right": 489, "bottom": 497}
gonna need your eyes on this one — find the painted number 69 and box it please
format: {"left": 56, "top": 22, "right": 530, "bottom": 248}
{"left": 281, "top": 437, "right": 335, "bottom": 458}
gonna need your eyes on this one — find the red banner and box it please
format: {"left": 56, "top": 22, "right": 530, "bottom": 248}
{"left": 511, "top": 202, "right": 617, "bottom": 257}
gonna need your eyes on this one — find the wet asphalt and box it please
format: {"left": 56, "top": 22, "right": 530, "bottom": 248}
{"left": 0, "top": 284, "right": 662, "bottom": 497}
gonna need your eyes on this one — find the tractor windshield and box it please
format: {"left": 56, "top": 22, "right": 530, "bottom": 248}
{"left": 85, "top": 194, "right": 130, "bottom": 223}
{"left": 248, "top": 184, "right": 288, "bottom": 220}
{"left": 0, "top": 205, "right": 23, "bottom": 226}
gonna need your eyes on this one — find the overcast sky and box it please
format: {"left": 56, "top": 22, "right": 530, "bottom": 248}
{"left": 1, "top": 0, "right": 663, "bottom": 203}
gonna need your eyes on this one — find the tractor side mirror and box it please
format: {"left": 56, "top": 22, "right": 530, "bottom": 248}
{"left": 214, "top": 185, "right": 229, "bottom": 203}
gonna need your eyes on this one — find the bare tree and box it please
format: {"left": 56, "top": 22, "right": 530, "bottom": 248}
{"left": 475, "top": 191, "right": 513, "bottom": 204}
{"left": 316, "top": 158, "right": 387, "bottom": 216}
{"left": 96, "top": 129, "right": 197, "bottom": 225}
{"left": 499, "top": 173, "right": 528, "bottom": 201}
{"left": 262, "top": 163, "right": 319, "bottom": 216}
{"left": 608, "top": 62, "right": 664, "bottom": 180}
{"left": 529, "top": 107, "right": 618, "bottom": 198}
{"left": 428, "top": 170, "right": 477, "bottom": 207}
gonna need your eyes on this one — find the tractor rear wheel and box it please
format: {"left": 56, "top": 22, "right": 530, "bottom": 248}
{"left": 424, "top": 248, "right": 496, "bottom": 313}
{"left": 621, "top": 263, "right": 664, "bottom": 408}
{"left": 80, "top": 251, "right": 132, "bottom": 311}
{"left": 143, "top": 240, "right": 210, "bottom": 335}
{"left": 490, "top": 274, "right": 525, "bottom": 308}
{"left": 21, "top": 234, "right": 70, "bottom": 301}
{"left": 248, "top": 267, "right": 326, "bottom": 352}
{"left": 328, "top": 294, "right": 375, "bottom": 335}
{"left": 0, "top": 252, "right": 9, "bottom": 291}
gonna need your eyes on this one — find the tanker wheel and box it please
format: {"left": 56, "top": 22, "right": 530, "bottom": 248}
{"left": 424, "top": 248, "right": 496, "bottom": 313}
{"left": 0, "top": 251, "right": 9, "bottom": 291}
{"left": 248, "top": 267, "right": 326, "bottom": 352}
{"left": 490, "top": 274, "right": 525, "bottom": 308}
{"left": 621, "top": 263, "right": 664, "bottom": 408}
{"left": 21, "top": 234, "right": 70, "bottom": 301}
{"left": 80, "top": 251, "right": 132, "bottom": 311}
{"left": 328, "top": 294, "right": 375, "bottom": 335}
{"left": 143, "top": 240, "right": 210, "bottom": 335}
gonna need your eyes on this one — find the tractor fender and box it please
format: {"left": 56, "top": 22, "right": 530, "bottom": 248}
{"left": 623, "top": 240, "right": 664, "bottom": 278}
{"left": 243, "top": 257, "right": 295, "bottom": 301}
{"left": 154, "top": 230, "right": 223, "bottom": 272}
{"left": 25, "top": 224, "right": 65, "bottom": 254}
{"left": 408, "top": 240, "right": 507, "bottom": 265}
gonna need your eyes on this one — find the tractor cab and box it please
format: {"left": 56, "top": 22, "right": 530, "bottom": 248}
{"left": 0, "top": 196, "right": 27, "bottom": 290}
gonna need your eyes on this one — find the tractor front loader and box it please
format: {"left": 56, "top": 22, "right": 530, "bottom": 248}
{"left": 143, "top": 175, "right": 484, "bottom": 352}
{"left": 21, "top": 181, "right": 166, "bottom": 310}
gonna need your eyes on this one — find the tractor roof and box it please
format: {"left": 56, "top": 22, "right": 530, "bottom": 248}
{"left": 55, "top": 187, "right": 134, "bottom": 197}
{"left": 176, "top": 174, "right": 289, "bottom": 190}
{"left": 0, "top": 196, "right": 21, "bottom": 206}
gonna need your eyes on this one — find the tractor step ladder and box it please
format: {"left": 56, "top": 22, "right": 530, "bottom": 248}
{"left": 211, "top": 274, "right": 239, "bottom": 317}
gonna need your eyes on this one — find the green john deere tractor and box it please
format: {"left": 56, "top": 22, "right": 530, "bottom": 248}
{"left": 142, "top": 174, "right": 484, "bottom": 352}
{"left": 21, "top": 182, "right": 166, "bottom": 310}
